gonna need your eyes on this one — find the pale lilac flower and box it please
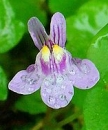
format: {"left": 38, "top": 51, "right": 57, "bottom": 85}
{"left": 8, "top": 12, "right": 100, "bottom": 109}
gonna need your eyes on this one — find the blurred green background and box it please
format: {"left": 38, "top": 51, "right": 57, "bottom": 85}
{"left": 0, "top": 0, "right": 108, "bottom": 129}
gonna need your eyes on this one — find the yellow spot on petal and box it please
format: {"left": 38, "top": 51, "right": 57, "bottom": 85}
{"left": 53, "top": 44, "right": 64, "bottom": 62}
{"left": 41, "top": 46, "right": 50, "bottom": 62}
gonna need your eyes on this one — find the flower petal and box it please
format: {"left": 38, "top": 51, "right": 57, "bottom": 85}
{"left": 50, "top": 12, "right": 66, "bottom": 47}
{"left": 41, "top": 74, "right": 74, "bottom": 109}
{"left": 68, "top": 59, "right": 100, "bottom": 89}
{"left": 26, "top": 64, "right": 35, "bottom": 73}
{"left": 28, "top": 17, "right": 48, "bottom": 50}
{"left": 8, "top": 65, "right": 43, "bottom": 95}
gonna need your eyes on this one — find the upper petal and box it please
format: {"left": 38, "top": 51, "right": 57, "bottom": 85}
{"left": 50, "top": 12, "right": 66, "bottom": 47}
{"left": 41, "top": 74, "right": 74, "bottom": 109}
{"left": 8, "top": 65, "right": 43, "bottom": 95}
{"left": 68, "top": 58, "right": 100, "bottom": 89}
{"left": 28, "top": 17, "right": 48, "bottom": 50}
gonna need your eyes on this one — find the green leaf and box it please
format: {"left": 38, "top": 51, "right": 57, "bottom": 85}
{"left": 83, "top": 23, "right": 108, "bottom": 130}
{"left": 15, "top": 90, "right": 47, "bottom": 114}
{"left": 66, "top": 0, "right": 108, "bottom": 58}
{"left": 0, "top": 0, "right": 25, "bottom": 53}
{"left": 49, "top": 0, "right": 89, "bottom": 17}
{"left": 83, "top": 84, "right": 108, "bottom": 130}
{"left": 0, "top": 66, "right": 8, "bottom": 100}
{"left": 10, "top": 0, "right": 47, "bottom": 27}
{"left": 87, "top": 24, "right": 108, "bottom": 78}
{"left": 67, "top": 0, "right": 108, "bottom": 109}
{"left": 72, "top": 88, "right": 89, "bottom": 109}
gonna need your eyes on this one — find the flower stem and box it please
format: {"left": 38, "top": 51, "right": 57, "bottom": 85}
{"left": 32, "top": 121, "right": 43, "bottom": 130}
{"left": 56, "top": 111, "right": 81, "bottom": 128}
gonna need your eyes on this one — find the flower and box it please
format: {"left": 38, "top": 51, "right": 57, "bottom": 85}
{"left": 8, "top": 12, "right": 100, "bottom": 109}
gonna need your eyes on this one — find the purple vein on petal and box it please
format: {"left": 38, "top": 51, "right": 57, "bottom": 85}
{"left": 28, "top": 18, "right": 42, "bottom": 49}
{"left": 36, "top": 24, "right": 46, "bottom": 46}
{"left": 36, "top": 31, "right": 43, "bottom": 46}
{"left": 57, "top": 25, "right": 60, "bottom": 45}
{"left": 61, "top": 23, "right": 64, "bottom": 48}
{"left": 28, "top": 17, "right": 48, "bottom": 50}
{"left": 53, "top": 25, "right": 56, "bottom": 43}
{"left": 39, "top": 29, "right": 47, "bottom": 45}
{"left": 54, "top": 17, "right": 59, "bottom": 45}
{"left": 50, "top": 12, "right": 66, "bottom": 48}
{"left": 59, "top": 23, "right": 62, "bottom": 47}
{"left": 59, "top": 55, "right": 66, "bottom": 72}
{"left": 54, "top": 58, "right": 59, "bottom": 73}
{"left": 40, "top": 58, "right": 50, "bottom": 75}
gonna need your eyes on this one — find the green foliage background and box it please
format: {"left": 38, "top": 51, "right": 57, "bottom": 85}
{"left": 0, "top": 0, "right": 108, "bottom": 130}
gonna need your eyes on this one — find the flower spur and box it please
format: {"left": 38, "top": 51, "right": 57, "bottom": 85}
{"left": 8, "top": 12, "right": 100, "bottom": 109}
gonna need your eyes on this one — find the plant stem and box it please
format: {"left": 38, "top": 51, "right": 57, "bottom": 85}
{"left": 32, "top": 121, "right": 43, "bottom": 130}
{"left": 56, "top": 111, "right": 81, "bottom": 128}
